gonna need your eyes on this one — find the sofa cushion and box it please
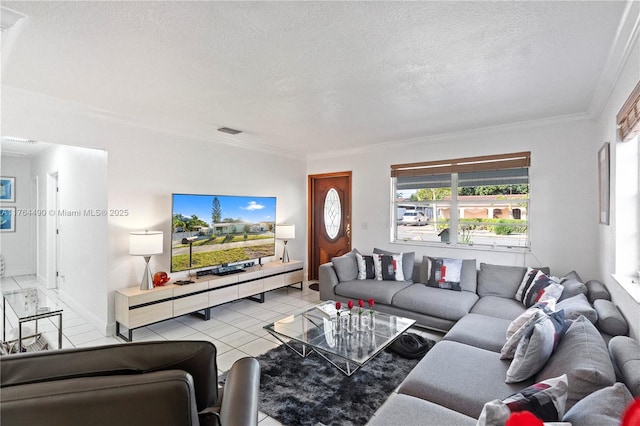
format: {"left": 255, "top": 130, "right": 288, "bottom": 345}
{"left": 562, "top": 383, "right": 634, "bottom": 426}
{"left": 420, "top": 257, "right": 477, "bottom": 293}
{"left": 334, "top": 280, "right": 412, "bottom": 305}
{"left": 391, "top": 284, "right": 478, "bottom": 322}
{"left": 594, "top": 299, "right": 629, "bottom": 336}
{"left": 373, "top": 248, "right": 415, "bottom": 282}
{"left": 555, "top": 293, "right": 597, "bottom": 323}
{"left": 331, "top": 251, "right": 358, "bottom": 282}
{"left": 443, "top": 313, "right": 511, "bottom": 353}
{"left": 367, "top": 393, "right": 476, "bottom": 426}
{"left": 586, "top": 279, "right": 610, "bottom": 303}
{"left": 478, "top": 374, "right": 568, "bottom": 425}
{"left": 505, "top": 310, "right": 568, "bottom": 383}
{"left": 398, "top": 340, "right": 534, "bottom": 419}
{"left": 477, "top": 263, "right": 527, "bottom": 298}
{"left": 535, "top": 316, "right": 616, "bottom": 410}
{"left": 558, "top": 271, "right": 587, "bottom": 302}
{"left": 609, "top": 336, "right": 640, "bottom": 397}
{"left": 470, "top": 296, "right": 526, "bottom": 321}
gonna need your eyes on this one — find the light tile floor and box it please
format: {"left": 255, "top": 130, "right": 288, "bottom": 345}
{"left": 1, "top": 275, "right": 443, "bottom": 425}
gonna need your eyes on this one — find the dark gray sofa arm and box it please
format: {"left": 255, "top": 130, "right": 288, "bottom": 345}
{"left": 219, "top": 357, "right": 260, "bottom": 426}
{"left": 319, "top": 262, "right": 340, "bottom": 300}
{"left": 0, "top": 369, "right": 200, "bottom": 426}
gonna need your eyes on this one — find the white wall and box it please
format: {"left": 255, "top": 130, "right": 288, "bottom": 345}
{"left": 2, "top": 87, "right": 308, "bottom": 335}
{"left": 593, "top": 28, "right": 640, "bottom": 340}
{"left": 0, "top": 155, "right": 35, "bottom": 276}
{"left": 308, "top": 118, "right": 599, "bottom": 279}
{"left": 30, "top": 144, "right": 109, "bottom": 328}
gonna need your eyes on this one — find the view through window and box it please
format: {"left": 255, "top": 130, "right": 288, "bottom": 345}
{"left": 392, "top": 152, "right": 530, "bottom": 249}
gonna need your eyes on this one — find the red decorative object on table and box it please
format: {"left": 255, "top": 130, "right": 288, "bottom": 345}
{"left": 152, "top": 271, "right": 170, "bottom": 286}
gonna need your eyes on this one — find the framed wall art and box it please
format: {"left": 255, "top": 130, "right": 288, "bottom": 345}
{"left": 0, "top": 177, "right": 15, "bottom": 202}
{"left": 0, "top": 207, "right": 15, "bottom": 232}
{"left": 598, "top": 142, "right": 610, "bottom": 225}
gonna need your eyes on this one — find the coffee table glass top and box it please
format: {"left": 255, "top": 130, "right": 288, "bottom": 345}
{"left": 264, "top": 301, "right": 415, "bottom": 375}
{"left": 3, "top": 287, "right": 63, "bottom": 320}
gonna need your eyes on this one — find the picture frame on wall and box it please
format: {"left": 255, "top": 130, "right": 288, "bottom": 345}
{"left": 0, "top": 177, "right": 15, "bottom": 202}
{"left": 598, "top": 142, "right": 610, "bottom": 225}
{"left": 0, "top": 207, "right": 15, "bottom": 232}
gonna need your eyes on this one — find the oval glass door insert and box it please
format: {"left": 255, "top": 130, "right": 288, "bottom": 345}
{"left": 324, "top": 188, "right": 341, "bottom": 239}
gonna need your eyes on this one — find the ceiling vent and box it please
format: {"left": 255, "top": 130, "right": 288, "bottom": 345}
{"left": 2, "top": 136, "right": 38, "bottom": 144}
{"left": 217, "top": 127, "right": 242, "bottom": 135}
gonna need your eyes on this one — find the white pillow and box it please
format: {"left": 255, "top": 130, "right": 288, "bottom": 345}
{"left": 392, "top": 253, "right": 405, "bottom": 281}
{"left": 372, "top": 253, "right": 383, "bottom": 281}
{"left": 355, "top": 252, "right": 366, "bottom": 280}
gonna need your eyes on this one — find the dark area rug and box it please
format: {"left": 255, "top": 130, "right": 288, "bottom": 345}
{"left": 308, "top": 282, "right": 319, "bottom": 291}
{"left": 223, "top": 342, "right": 428, "bottom": 426}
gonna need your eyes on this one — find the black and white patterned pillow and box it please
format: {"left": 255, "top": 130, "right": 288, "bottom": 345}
{"left": 425, "top": 257, "right": 463, "bottom": 291}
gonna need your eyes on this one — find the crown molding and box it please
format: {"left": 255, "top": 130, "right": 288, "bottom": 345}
{"left": 2, "top": 86, "right": 306, "bottom": 161}
{"left": 588, "top": 0, "right": 640, "bottom": 120}
{"left": 307, "top": 112, "right": 592, "bottom": 161}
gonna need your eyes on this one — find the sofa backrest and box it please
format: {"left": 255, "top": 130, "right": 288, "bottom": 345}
{"left": 609, "top": 336, "right": 640, "bottom": 397}
{"left": 477, "top": 263, "right": 528, "bottom": 298}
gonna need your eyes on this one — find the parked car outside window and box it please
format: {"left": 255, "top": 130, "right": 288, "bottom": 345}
{"left": 402, "top": 211, "right": 427, "bottom": 226}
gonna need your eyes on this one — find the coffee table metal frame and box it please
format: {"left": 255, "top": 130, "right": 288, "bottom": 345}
{"left": 2, "top": 287, "right": 63, "bottom": 350}
{"left": 264, "top": 302, "right": 415, "bottom": 376}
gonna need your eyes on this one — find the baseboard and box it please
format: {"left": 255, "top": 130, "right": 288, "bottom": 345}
{"left": 58, "top": 290, "right": 109, "bottom": 337}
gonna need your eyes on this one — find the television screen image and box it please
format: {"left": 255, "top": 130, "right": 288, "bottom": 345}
{"left": 171, "top": 194, "right": 276, "bottom": 273}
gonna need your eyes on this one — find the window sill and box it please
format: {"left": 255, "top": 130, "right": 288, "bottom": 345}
{"left": 611, "top": 274, "right": 640, "bottom": 304}
{"left": 391, "top": 239, "right": 530, "bottom": 254}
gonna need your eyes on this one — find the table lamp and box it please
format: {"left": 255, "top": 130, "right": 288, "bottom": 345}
{"left": 130, "top": 230, "right": 163, "bottom": 290}
{"left": 276, "top": 224, "right": 295, "bottom": 263}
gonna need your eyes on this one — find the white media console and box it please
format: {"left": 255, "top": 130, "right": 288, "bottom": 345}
{"left": 115, "top": 260, "right": 303, "bottom": 341}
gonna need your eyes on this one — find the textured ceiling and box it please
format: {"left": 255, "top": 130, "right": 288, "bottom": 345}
{"left": 0, "top": 1, "right": 629, "bottom": 156}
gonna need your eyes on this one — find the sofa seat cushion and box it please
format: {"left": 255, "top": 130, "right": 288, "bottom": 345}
{"left": 535, "top": 316, "right": 616, "bottom": 410}
{"left": 562, "top": 382, "right": 634, "bottom": 426}
{"left": 443, "top": 313, "right": 511, "bottom": 352}
{"left": 366, "top": 393, "right": 476, "bottom": 426}
{"left": 391, "top": 285, "right": 478, "bottom": 322}
{"left": 398, "top": 340, "right": 534, "bottom": 419}
{"left": 334, "top": 280, "right": 412, "bottom": 305}
{"left": 470, "top": 296, "right": 526, "bottom": 321}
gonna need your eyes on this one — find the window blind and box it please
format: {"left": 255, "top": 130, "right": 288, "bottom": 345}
{"left": 617, "top": 80, "right": 640, "bottom": 142}
{"left": 391, "top": 152, "right": 531, "bottom": 178}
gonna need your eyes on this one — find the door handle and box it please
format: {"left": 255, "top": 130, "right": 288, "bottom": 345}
{"left": 346, "top": 223, "right": 351, "bottom": 238}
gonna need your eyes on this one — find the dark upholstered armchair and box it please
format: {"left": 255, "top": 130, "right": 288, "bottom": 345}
{"left": 0, "top": 340, "right": 260, "bottom": 426}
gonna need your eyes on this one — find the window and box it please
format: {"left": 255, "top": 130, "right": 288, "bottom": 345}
{"left": 392, "top": 152, "right": 530, "bottom": 249}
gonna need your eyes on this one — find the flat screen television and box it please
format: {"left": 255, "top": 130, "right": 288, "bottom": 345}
{"left": 171, "top": 194, "right": 276, "bottom": 274}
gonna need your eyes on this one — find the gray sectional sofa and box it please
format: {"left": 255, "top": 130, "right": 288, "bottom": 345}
{"left": 318, "top": 249, "right": 640, "bottom": 425}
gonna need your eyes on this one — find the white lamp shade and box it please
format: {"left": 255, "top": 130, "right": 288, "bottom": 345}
{"left": 129, "top": 231, "right": 163, "bottom": 256}
{"left": 276, "top": 224, "right": 295, "bottom": 240}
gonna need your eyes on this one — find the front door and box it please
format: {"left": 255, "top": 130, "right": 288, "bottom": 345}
{"left": 308, "top": 172, "right": 352, "bottom": 280}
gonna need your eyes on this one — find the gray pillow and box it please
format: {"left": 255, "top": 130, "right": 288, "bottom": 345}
{"left": 373, "top": 248, "right": 414, "bottom": 282}
{"left": 558, "top": 271, "right": 587, "bottom": 302}
{"left": 477, "top": 263, "right": 527, "bottom": 298}
{"left": 555, "top": 293, "right": 597, "bottom": 323}
{"left": 536, "top": 316, "right": 616, "bottom": 410}
{"left": 331, "top": 250, "right": 358, "bottom": 282}
{"left": 562, "top": 383, "right": 634, "bottom": 426}
{"left": 586, "top": 279, "right": 611, "bottom": 303}
{"left": 594, "top": 299, "right": 628, "bottom": 336}
{"left": 609, "top": 336, "right": 640, "bottom": 397}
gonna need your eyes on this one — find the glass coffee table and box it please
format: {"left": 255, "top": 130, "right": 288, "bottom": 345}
{"left": 2, "top": 287, "right": 63, "bottom": 350}
{"left": 264, "top": 301, "right": 416, "bottom": 376}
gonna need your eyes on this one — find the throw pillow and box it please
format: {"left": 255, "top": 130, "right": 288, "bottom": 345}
{"left": 426, "top": 257, "right": 463, "bottom": 291}
{"left": 516, "top": 267, "right": 540, "bottom": 301}
{"left": 355, "top": 252, "right": 375, "bottom": 280}
{"left": 371, "top": 253, "right": 383, "bottom": 280}
{"left": 555, "top": 293, "right": 597, "bottom": 323}
{"left": 521, "top": 271, "right": 562, "bottom": 308}
{"left": 501, "top": 303, "right": 553, "bottom": 360}
{"left": 562, "top": 383, "right": 634, "bottom": 426}
{"left": 558, "top": 271, "right": 587, "bottom": 302}
{"left": 331, "top": 250, "right": 358, "bottom": 282}
{"left": 380, "top": 255, "right": 396, "bottom": 280}
{"left": 594, "top": 299, "right": 629, "bottom": 336}
{"left": 478, "top": 374, "right": 569, "bottom": 425}
{"left": 373, "top": 248, "right": 415, "bottom": 282}
{"left": 391, "top": 253, "right": 405, "bottom": 281}
{"left": 505, "top": 310, "right": 568, "bottom": 383}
